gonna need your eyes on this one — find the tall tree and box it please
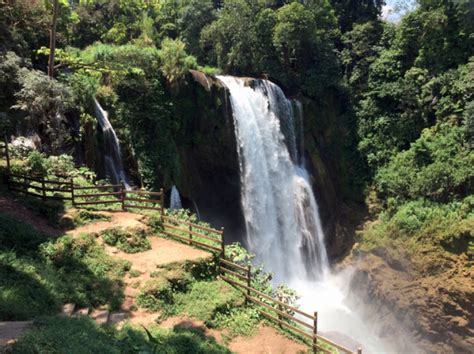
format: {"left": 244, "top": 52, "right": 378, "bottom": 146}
{"left": 48, "top": 0, "right": 59, "bottom": 77}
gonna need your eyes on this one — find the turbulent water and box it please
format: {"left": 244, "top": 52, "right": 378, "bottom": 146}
{"left": 93, "top": 99, "right": 129, "bottom": 187}
{"left": 218, "top": 76, "right": 399, "bottom": 353}
{"left": 170, "top": 185, "right": 183, "bottom": 210}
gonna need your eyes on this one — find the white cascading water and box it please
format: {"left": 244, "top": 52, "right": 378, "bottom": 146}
{"left": 170, "top": 185, "right": 183, "bottom": 210}
{"left": 218, "top": 76, "right": 398, "bottom": 353}
{"left": 93, "top": 99, "right": 129, "bottom": 188}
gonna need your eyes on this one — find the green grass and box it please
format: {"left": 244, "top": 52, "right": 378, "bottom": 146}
{"left": 101, "top": 227, "right": 152, "bottom": 253}
{"left": 0, "top": 214, "right": 129, "bottom": 320}
{"left": 10, "top": 315, "right": 231, "bottom": 353}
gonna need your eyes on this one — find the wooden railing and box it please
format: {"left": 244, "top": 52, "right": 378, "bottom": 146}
{"left": 219, "top": 257, "right": 358, "bottom": 354}
{"left": 7, "top": 173, "right": 73, "bottom": 201}
{"left": 161, "top": 214, "right": 224, "bottom": 254}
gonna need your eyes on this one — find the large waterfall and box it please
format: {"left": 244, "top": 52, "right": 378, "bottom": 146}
{"left": 93, "top": 99, "right": 129, "bottom": 188}
{"left": 217, "top": 76, "right": 328, "bottom": 281}
{"left": 218, "top": 76, "right": 400, "bottom": 353}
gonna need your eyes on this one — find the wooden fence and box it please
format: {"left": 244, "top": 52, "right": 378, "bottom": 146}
{"left": 7, "top": 173, "right": 73, "bottom": 201}
{"left": 5, "top": 172, "right": 165, "bottom": 214}
{"left": 161, "top": 214, "right": 224, "bottom": 254}
{"left": 219, "top": 257, "right": 358, "bottom": 354}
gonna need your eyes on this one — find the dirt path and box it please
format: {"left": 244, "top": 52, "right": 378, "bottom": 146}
{"left": 159, "top": 316, "right": 307, "bottom": 354}
{"left": 228, "top": 325, "right": 308, "bottom": 354}
{"left": 0, "top": 194, "right": 59, "bottom": 236}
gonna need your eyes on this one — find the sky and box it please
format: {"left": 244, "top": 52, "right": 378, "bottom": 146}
{"left": 381, "top": 0, "right": 418, "bottom": 22}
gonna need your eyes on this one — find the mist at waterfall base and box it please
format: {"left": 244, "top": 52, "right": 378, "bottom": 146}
{"left": 218, "top": 76, "right": 410, "bottom": 353}
{"left": 93, "top": 99, "right": 129, "bottom": 188}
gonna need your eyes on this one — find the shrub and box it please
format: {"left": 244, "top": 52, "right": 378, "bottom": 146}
{"left": 101, "top": 227, "right": 151, "bottom": 253}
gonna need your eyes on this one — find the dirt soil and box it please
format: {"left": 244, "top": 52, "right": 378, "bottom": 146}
{"left": 0, "top": 194, "right": 59, "bottom": 236}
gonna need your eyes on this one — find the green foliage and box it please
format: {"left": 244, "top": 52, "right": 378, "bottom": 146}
{"left": 0, "top": 213, "right": 51, "bottom": 255}
{"left": 13, "top": 69, "right": 73, "bottom": 153}
{"left": 164, "top": 280, "right": 244, "bottom": 323}
{"left": 212, "top": 307, "right": 260, "bottom": 337}
{"left": 0, "top": 214, "right": 127, "bottom": 319}
{"left": 68, "top": 210, "right": 112, "bottom": 228}
{"left": 11, "top": 315, "right": 231, "bottom": 354}
{"left": 158, "top": 38, "right": 198, "bottom": 84}
{"left": 101, "top": 227, "right": 152, "bottom": 253}
{"left": 10, "top": 316, "right": 122, "bottom": 354}
{"left": 375, "top": 123, "right": 473, "bottom": 203}
{"left": 359, "top": 197, "right": 473, "bottom": 255}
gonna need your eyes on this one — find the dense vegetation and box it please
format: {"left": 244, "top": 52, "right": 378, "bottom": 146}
{"left": 0, "top": 4, "right": 473, "bottom": 351}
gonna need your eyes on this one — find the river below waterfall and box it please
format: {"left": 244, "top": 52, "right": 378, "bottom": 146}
{"left": 217, "top": 75, "right": 411, "bottom": 353}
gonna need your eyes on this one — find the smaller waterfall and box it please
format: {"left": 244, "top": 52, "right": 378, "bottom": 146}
{"left": 170, "top": 185, "right": 182, "bottom": 209}
{"left": 93, "top": 99, "right": 129, "bottom": 188}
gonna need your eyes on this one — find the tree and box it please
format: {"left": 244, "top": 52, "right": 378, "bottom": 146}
{"left": 48, "top": 0, "right": 60, "bottom": 77}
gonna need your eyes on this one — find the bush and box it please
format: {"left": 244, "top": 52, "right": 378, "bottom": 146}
{"left": 10, "top": 315, "right": 230, "bottom": 353}
{"left": 101, "top": 227, "right": 152, "bottom": 253}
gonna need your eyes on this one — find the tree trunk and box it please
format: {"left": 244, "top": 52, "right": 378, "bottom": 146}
{"left": 48, "top": 0, "right": 59, "bottom": 77}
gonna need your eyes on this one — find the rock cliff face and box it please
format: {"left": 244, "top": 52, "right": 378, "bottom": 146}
{"left": 171, "top": 71, "right": 360, "bottom": 253}
{"left": 345, "top": 248, "right": 474, "bottom": 353}
{"left": 171, "top": 71, "right": 245, "bottom": 242}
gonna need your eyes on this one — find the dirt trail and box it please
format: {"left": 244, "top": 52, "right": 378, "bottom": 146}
{"left": 0, "top": 194, "right": 59, "bottom": 235}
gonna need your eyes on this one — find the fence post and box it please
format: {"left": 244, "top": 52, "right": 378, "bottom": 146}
{"left": 71, "top": 178, "right": 75, "bottom": 207}
{"left": 160, "top": 188, "right": 164, "bottom": 221}
{"left": 277, "top": 294, "right": 283, "bottom": 328}
{"left": 41, "top": 177, "right": 46, "bottom": 200}
{"left": 357, "top": 348, "right": 362, "bottom": 354}
{"left": 189, "top": 224, "right": 192, "bottom": 245}
{"left": 313, "top": 311, "right": 318, "bottom": 353}
{"left": 246, "top": 265, "right": 251, "bottom": 305}
{"left": 4, "top": 135, "right": 10, "bottom": 174}
{"left": 121, "top": 182, "right": 126, "bottom": 211}
{"left": 220, "top": 227, "right": 225, "bottom": 259}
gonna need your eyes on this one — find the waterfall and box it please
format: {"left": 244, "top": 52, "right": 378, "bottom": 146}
{"left": 218, "top": 76, "right": 400, "bottom": 353}
{"left": 217, "top": 76, "right": 328, "bottom": 281}
{"left": 170, "top": 185, "right": 182, "bottom": 209}
{"left": 93, "top": 99, "right": 129, "bottom": 188}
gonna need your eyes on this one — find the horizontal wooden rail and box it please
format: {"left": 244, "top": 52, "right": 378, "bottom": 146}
{"left": 163, "top": 223, "right": 222, "bottom": 243}
{"left": 9, "top": 174, "right": 69, "bottom": 185}
{"left": 73, "top": 200, "right": 120, "bottom": 206}
{"left": 220, "top": 265, "right": 248, "bottom": 282}
{"left": 162, "top": 230, "right": 221, "bottom": 252}
{"left": 220, "top": 275, "right": 315, "bottom": 320}
{"left": 123, "top": 204, "right": 162, "bottom": 211}
{"left": 219, "top": 258, "right": 249, "bottom": 272}
{"left": 124, "top": 197, "right": 161, "bottom": 204}
{"left": 163, "top": 215, "right": 223, "bottom": 235}
{"left": 74, "top": 191, "right": 122, "bottom": 198}
{"left": 126, "top": 190, "right": 163, "bottom": 196}
{"left": 246, "top": 294, "right": 313, "bottom": 330}
{"left": 73, "top": 184, "right": 121, "bottom": 190}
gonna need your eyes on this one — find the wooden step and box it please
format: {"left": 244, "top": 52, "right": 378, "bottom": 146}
{"left": 61, "top": 303, "right": 75, "bottom": 317}
{"left": 90, "top": 309, "right": 109, "bottom": 325}
{"left": 0, "top": 321, "right": 33, "bottom": 345}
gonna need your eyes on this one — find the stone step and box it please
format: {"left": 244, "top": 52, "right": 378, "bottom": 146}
{"left": 90, "top": 309, "right": 109, "bottom": 325}
{"left": 108, "top": 312, "right": 126, "bottom": 326}
{"left": 73, "top": 307, "right": 90, "bottom": 317}
{"left": 61, "top": 303, "right": 75, "bottom": 317}
{"left": 0, "top": 321, "right": 33, "bottom": 345}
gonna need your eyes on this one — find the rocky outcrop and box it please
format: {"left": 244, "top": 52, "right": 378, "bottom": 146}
{"left": 171, "top": 70, "right": 245, "bottom": 242}
{"left": 345, "top": 248, "right": 474, "bottom": 353}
